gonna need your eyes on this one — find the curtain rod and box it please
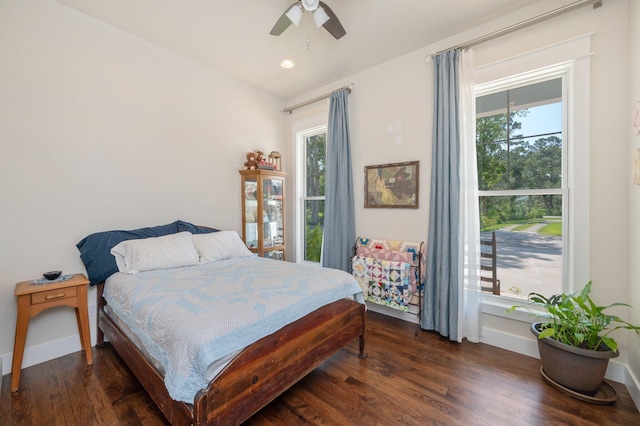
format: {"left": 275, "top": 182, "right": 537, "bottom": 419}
{"left": 282, "top": 83, "right": 354, "bottom": 114}
{"left": 428, "top": 0, "right": 602, "bottom": 59}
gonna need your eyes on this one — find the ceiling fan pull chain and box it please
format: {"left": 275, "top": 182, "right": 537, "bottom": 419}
{"left": 307, "top": 36, "right": 311, "bottom": 51}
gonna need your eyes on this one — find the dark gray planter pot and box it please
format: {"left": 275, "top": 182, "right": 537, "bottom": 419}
{"left": 531, "top": 322, "right": 619, "bottom": 396}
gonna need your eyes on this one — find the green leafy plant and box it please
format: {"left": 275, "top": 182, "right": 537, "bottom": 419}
{"left": 305, "top": 224, "right": 323, "bottom": 262}
{"left": 507, "top": 281, "right": 640, "bottom": 352}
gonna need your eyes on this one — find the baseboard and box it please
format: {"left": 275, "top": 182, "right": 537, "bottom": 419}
{"left": 365, "top": 301, "right": 420, "bottom": 324}
{"left": 1, "top": 327, "right": 97, "bottom": 376}
{"left": 626, "top": 365, "right": 640, "bottom": 413}
{"left": 480, "top": 326, "right": 540, "bottom": 358}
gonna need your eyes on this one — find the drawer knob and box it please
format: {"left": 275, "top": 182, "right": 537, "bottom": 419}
{"left": 44, "top": 292, "right": 65, "bottom": 300}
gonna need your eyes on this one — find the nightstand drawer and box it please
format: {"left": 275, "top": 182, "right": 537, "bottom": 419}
{"left": 31, "top": 287, "right": 77, "bottom": 305}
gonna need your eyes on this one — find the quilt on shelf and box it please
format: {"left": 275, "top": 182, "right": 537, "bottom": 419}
{"left": 352, "top": 255, "right": 412, "bottom": 311}
{"left": 352, "top": 237, "right": 425, "bottom": 312}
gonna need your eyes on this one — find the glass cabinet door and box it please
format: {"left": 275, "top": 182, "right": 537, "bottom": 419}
{"left": 244, "top": 178, "right": 258, "bottom": 250}
{"left": 262, "top": 177, "right": 284, "bottom": 248}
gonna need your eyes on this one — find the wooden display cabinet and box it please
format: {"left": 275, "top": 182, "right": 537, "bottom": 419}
{"left": 239, "top": 169, "right": 286, "bottom": 260}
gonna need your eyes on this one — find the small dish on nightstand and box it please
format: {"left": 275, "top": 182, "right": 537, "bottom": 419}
{"left": 43, "top": 270, "right": 62, "bottom": 280}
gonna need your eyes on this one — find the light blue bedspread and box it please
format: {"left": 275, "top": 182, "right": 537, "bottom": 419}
{"left": 104, "top": 256, "right": 363, "bottom": 403}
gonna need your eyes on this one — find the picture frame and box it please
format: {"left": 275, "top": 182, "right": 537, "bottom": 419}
{"left": 364, "top": 161, "right": 419, "bottom": 208}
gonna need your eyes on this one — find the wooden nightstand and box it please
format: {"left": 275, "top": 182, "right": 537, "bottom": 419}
{"left": 11, "top": 273, "right": 92, "bottom": 392}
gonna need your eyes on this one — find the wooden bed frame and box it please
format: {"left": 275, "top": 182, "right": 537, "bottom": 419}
{"left": 96, "top": 282, "right": 367, "bottom": 425}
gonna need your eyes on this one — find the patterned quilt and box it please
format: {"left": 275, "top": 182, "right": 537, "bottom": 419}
{"left": 355, "top": 237, "right": 425, "bottom": 292}
{"left": 352, "top": 255, "right": 412, "bottom": 311}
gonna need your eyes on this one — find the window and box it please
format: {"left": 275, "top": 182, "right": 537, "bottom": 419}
{"left": 476, "top": 71, "right": 567, "bottom": 299}
{"left": 296, "top": 124, "right": 327, "bottom": 263}
{"left": 474, "top": 36, "right": 591, "bottom": 333}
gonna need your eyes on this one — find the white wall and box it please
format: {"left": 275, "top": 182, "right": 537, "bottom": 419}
{"left": 627, "top": 0, "right": 640, "bottom": 407}
{"left": 0, "top": 0, "right": 284, "bottom": 373}
{"left": 285, "top": 0, "right": 638, "bottom": 378}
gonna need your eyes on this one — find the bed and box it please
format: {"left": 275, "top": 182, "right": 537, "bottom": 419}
{"left": 77, "top": 221, "right": 366, "bottom": 425}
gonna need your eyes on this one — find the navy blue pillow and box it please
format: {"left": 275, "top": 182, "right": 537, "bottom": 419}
{"left": 177, "top": 220, "right": 219, "bottom": 234}
{"left": 77, "top": 221, "right": 181, "bottom": 285}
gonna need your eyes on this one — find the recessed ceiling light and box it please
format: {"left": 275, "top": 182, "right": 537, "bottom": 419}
{"left": 281, "top": 59, "right": 295, "bottom": 69}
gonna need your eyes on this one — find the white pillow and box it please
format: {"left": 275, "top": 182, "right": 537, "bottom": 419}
{"left": 111, "top": 231, "right": 199, "bottom": 274}
{"left": 192, "top": 231, "right": 253, "bottom": 263}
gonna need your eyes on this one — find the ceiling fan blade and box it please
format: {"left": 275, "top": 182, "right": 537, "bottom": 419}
{"left": 319, "top": 1, "right": 346, "bottom": 39}
{"left": 270, "top": 11, "right": 293, "bottom": 36}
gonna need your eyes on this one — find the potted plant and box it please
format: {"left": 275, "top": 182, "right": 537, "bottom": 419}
{"left": 508, "top": 281, "right": 640, "bottom": 399}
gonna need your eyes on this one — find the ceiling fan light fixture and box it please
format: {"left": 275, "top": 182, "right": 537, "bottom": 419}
{"left": 271, "top": 0, "right": 345, "bottom": 40}
{"left": 313, "top": 6, "right": 330, "bottom": 28}
{"left": 301, "top": 0, "right": 319, "bottom": 12}
{"left": 285, "top": 3, "right": 303, "bottom": 26}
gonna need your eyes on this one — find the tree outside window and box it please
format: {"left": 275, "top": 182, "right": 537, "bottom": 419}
{"left": 302, "top": 131, "right": 326, "bottom": 262}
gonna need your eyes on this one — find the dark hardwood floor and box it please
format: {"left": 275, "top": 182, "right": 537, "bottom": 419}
{"left": 2, "top": 311, "right": 640, "bottom": 425}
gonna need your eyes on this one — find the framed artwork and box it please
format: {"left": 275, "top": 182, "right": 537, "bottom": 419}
{"left": 364, "top": 161, "right": 419, "bottom": 208}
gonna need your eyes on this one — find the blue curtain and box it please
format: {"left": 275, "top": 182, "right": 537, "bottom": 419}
{"left": 322, "top": 89, "right": 354, "bottom": 272}
{"left": 421, "top": 50, "right": 461, "bottom": 340}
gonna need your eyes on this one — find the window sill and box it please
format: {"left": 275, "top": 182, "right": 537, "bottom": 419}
{"left": 481, "top": 293, "right": 544, "bottom": 324}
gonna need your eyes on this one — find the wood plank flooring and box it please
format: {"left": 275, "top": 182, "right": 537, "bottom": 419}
{"left": 2, "top": 311, "right": 640, "bottom": 425}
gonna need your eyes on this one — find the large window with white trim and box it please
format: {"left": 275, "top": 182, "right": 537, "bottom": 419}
{"left": 476, "top": 68, "right": 569, "bottom": 300}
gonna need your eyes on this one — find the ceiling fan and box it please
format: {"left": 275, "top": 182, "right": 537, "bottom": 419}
{"left": 270, "top": 0, "right": 346, "bottom": 40}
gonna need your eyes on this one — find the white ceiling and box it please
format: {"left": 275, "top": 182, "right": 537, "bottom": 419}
{"left": 55, "top": 0, "right": 546, "bottom": 100}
